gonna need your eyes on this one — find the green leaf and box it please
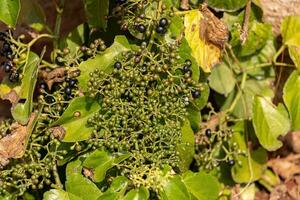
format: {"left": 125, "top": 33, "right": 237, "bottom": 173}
{"left": 0, "top": 0, "right": 20, "bottom": 27}
{"left": 66, "top": 174, "right": 102, "bottom": 200}
{"left": 178, "top": 39, "right": 200, "bottom": 82}
{"left": 12, "top": 52, "right": 39, "bottom": 124}
{"left": 60, "top": 24, "right": 84, "bottom": 55}
{"left": 209, "top": 64, "right": 236, "bottom": 96}
{"left": 283, "top": 70, "right": 300, "bottom": 130}
{"left": 237, "top": 22, "right": 272, "bottom": 57}
{"left": 281, "top": 16, "right": 300, "bottom": 68}
{"left": 252, "top": 96, "right": 290, "bottom": 151}
{"left": 123, "top": 187, "right": 149, "bottom": 200}
{"left": 84, "top": 0, "right": 109, "bottom": 30}
{"left": 178, "top": 120, "right": 195, "bottom": 172}
{"left": 281, "top": 16, "right": 300, "bottom": 46}
{"left": 160, "top": 176, "right": 190, "bottom": 200}
{"left": 186, "top": 104, "right": 201, "bottom": 131}
{"left": 65, "top": 161, "right": 102, "bottom": 200}
{"left": 83, "top": 150, "right": 130, "bottom": 182}
{"left": 19, "top": 0, "right": 46, "bottom": 31}
{"left": 183, "top": 172, "right": 220, "bottom": 200}
{"left": 207, "top": 0, "right": 247, "bottom": 12}
{"left": 98, "top": 176, "right": 129, "bottom": 200}
{"left": 193, "top": 83, "right": 210, "bottom": 110}
{"left": 78, "top": 36, "right": 131, "bottom": 92}
{"left": 231, "top": 147, "right": 267, "bottom": 183}
{"left": 51, "top": 96, "right": 101, "bottom": 142}
{"left": 43, "top": 189, "right": 82, "bottom": 200}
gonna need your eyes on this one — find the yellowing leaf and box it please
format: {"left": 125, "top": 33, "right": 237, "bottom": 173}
{"left": 184, "top": 9, "right": 222, "bottom": 73}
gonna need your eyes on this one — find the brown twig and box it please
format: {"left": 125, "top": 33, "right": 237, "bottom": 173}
{"left": 240, "top": 0, "right": 251, "bottom": 44}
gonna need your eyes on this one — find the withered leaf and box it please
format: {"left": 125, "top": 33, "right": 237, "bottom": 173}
{"left": 0, "top": 113, "right": 36, "bottom": 167}
{"left": 199, "top": 4, "right": 229, "bottom": 48}
{"left": 39, "top": 67, "right": 66, "bottom": 90}
{"left": 49, "top": 126, "right": 66, "bottom": 140}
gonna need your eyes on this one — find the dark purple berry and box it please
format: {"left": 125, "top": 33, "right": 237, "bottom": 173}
{"left": 3, "top": 62, "right": 12, "bottom": 73}
{"left": 137, "top": 24, "right": 146, "bottom": 33}
{"left": 69, "top": 79, "right": 77, "bottom": 87}
{"left": 40, "top": 82, "right": 47, "bottom": 90}
{"left": 114, "top": 62, "right": 122, "bottom": 70}
{"left": 228, "top": 160, "right": 235, "bottom": 166}
{"left": 159, "top": 18, "right": 168, "bottom": 27}
{"left": 182, "top": 65, "right": 190, "bottom": 73}
{"left": 156, "top": 26, "right": 166, "bottom": 34}
{"left": 192, "top": 90, "right": 200, "bottom": 99}
{"left": 205, "top": 129, "right": 211, "bottom": 137}
{"left": 64, "top": 87, "right": 72, "bottom": 95}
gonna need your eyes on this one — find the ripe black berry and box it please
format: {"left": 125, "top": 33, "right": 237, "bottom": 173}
{"left": 64, "top": 87, "right": 72, "bottom": 95}
{"left": 68, "top": 79, "right": 77, "bottom": 87}
{"left": 159, "top": 18, "right": 168, "bottom": 27}
{"left": 156, "top": 26, "right": 166, "bottom": 34}
{"left": 3, "top": 62, "right": 12, "bottom": 73}
{"left": 40, "top": 82, "right": 47, "bottom": 90}
{"left": 182, "top": 65, "right": 190, "bottom": 73}
{"left": 137, "top": 24, "right": 146, "bottom": 33}
{"left": 2, "top": 42, "right": 10, "bottom": 52}
{"left": 114, "top": 62, "right": 122, "bottom": 70}
{"left": 0, "top": 32, "right": 7, "bottom": 41}
{"left": 205, "top": 129, "right": 211, "bottom": 137}
{"left": 192, "top": 90, "right": 200, "bottom": 99}
{"left": 9, "top": 72, "right": 19, "bottom": 82}
{"left": 228, "top": 160, "right": 235, "bottom": 166}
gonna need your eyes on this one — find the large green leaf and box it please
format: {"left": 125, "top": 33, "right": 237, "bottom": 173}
{"left": 178, "top": 38, "right": 200, "bottom": 82}
{"left": 231, "top": 147, "right": 267, "bottom": 183}
{"left": 160, "top": 176, "right": 190, "bottom": 200}
{"left": 177, "top": 120, "right": 195, "bottom": 172}
{"left": 283, "top": 70, "right": 300, "bottom": 130}
{"left": 0, "top": 0, "right": 20, "bottom": 27}
{"left": 84, "top": 0, "right": 109, "bottom": 30}
{"left": 19, "top": 0, "right": 46, "bottom": 31}
{"left": 281, "top": 16, "right": 300, "bottom": 68}
{"left": 207, "top": 0, "right": 247, "bottom": 12}
{"left": 51, "top": 96, "right": 101, "bottom": 142}
{"left": 83, "top": 150, "right": 130, "bottom": 182}
{"left": 123, "top": 187, "right": 149, "bottom": 200}
{"left": 43, "top": 189, "right": 82, "bottom": 200}
{"left": 12, "top": 52, "right": 40, "bottom": 125}
{"left": 209, "top": 64, "right": 236, "bottom": 96}
{"left": 78, "top": 36, "right": 131, "bottom": 92}
{"left": 183, "top": 172, "right": 220, "bottom": 200}
{"left": 237, "top": 22, "right": 272, "bottom": 57}
{"left": 186, "top": 104, "right": 201, "bottom": 132}
{"left": 65, "top": 161, "right": 102, "bottom": 200}
{"left": 252, "top": 96, "right": 290, "bottom": 151}
{"left": 98, "top": 176, "right": 129, "bottom": 200}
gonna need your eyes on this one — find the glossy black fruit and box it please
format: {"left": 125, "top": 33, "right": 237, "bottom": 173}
{"left": 205, "top": 129, "right": 211, "bottom": 137}
{"left": 192, "top": 90, "right": 200, "bottom": 99}
{"left": 156, "top": 26, "right": 165, "bottom": 34}
{"left": 137, "top": 24, "right": 146, "bottom": 33}
{"left": 159, "top": 18, "right": 168, "bottom": 27}
{"left": 64, "top": 87, "right": 72, "bottom": 95}
{"left": 114, "top": 62, "right": 122, "bottom": 70}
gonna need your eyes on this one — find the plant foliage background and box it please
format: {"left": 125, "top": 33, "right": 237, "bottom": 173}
{"left": 0, "top": 0, "right": 299, "bottom": 199}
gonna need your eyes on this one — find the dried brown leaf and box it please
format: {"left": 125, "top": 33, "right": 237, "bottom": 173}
{"left": 0, "top": 113, "right": 36, "bottom": 167}
{"left": 268, "top": 154, "right": 300, "bottom": 180}
{"left": 39, "top": 67, "right": 66, "bottom": 90}
{"left": 49, "top": 126, "right": 66, "bottom": 140}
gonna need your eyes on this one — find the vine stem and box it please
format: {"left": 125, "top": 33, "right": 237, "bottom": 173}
{"left": 52, "top": 163, "right": 63, "bottom": 189}
{"left": 227, "top": 71, "right": 247, "bottom": 113}
{"left": 53, "top": 0, "right": 66, "bottom": 49}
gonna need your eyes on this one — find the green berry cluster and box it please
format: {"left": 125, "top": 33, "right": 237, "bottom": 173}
{"left": 0, "top": 119, "right": 11, "bottom": 140}
{"left": 86, "top": 42, "right": 202, "bottom": 188}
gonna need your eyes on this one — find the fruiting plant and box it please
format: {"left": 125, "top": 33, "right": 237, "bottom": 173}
{"left": 0, "top": 0, "right": 300, "bottom": 199}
